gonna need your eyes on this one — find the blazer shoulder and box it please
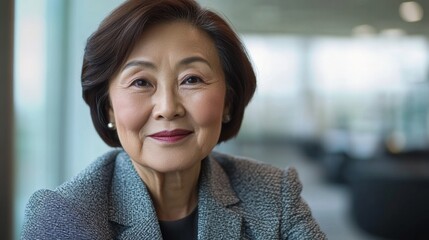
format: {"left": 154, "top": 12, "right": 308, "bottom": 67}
{"left": 208, "top": 152, "right": 298, "bottom": 237}
{"left": 210, "top": 151, "right": 285, "bottom": 190}
{"left": 209, "top": 151, "right": 286, "bottom": 211}
{"left": 210, "top": 151, "right": 326, "bottom": 239}
{"left": 280, "top": 167, "right": 327, "bottom": 239}
{"left": 53, "top": 149, "right": 122, "bottom": 223}
{"left": 21, "top": 149, "right": 122, "bottom": 239}
{"left": 21, "top": 189, "right": 99, "bottom": 239}
{"left": 56, "top": 149, "right": 121, "bottom": 200}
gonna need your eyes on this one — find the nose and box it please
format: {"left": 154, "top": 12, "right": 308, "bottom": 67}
{"left": 152, "top": 87, "right": 185, "bottom": 120}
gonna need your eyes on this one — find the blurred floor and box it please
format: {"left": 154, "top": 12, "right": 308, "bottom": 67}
{"left": 216, "top": 142, "right": 386, "bottom": 240}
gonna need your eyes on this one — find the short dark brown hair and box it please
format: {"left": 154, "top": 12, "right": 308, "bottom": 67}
{"left": 82, "top": 0, "right": 256, "bottom": 147}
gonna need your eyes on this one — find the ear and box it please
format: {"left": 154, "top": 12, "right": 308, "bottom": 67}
{"left": 222, "top": 103, "right": 231, "bottom": 123}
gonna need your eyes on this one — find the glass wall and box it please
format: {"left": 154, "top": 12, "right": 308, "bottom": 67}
{"left": 14, "top": 0, "right": 48, "bottom": 237}
{"left": 234, "top": 35, "right": 429, "bottom": 154}
{"left": 14, "top": 0, "right": 123, "bottom": 237}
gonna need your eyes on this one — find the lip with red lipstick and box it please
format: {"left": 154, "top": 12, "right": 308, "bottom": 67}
{"left": 147, "top": 129, "right": 193, "bottom": 143}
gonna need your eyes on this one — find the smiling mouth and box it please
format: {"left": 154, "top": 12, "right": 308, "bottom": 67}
{"left": 147, "top": 129, "right": 193, "bottom": 143}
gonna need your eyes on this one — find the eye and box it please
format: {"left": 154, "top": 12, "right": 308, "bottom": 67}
{"left": 182, "top": 76, "right": 203, "bottom": 85}
{"left": 131, "top": 79, "right": 152, "bottom": 88}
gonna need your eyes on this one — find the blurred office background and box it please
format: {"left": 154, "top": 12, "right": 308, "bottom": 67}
{"left": 7, "top": 0, "right": 429, "bottom": 239}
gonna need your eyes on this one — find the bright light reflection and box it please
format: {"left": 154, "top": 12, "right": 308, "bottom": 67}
{"left": 14, "top": 0, "right": 46, "bottom": 110}
{"left": 399, "top": 1, "right": 423, "bottom": 22}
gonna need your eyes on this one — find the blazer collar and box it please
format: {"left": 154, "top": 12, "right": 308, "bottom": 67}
{"left": 109, "top": 151, "right": 162, "bottom": 239}
{"left": 197, "top": 153, "right": 243, "bottom": 239}
{"left": 108, "top": 151, "right": 243, "bottom": 239}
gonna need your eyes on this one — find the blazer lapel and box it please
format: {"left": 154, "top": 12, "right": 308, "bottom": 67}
{"left": 108, "top": 151, "right": 244, "bottom": 239}
{"left": 197, "top": 155, "right": 243, "bottom": 239}
{"left": 108, "top": 152, "right": 162, "bottom": 240}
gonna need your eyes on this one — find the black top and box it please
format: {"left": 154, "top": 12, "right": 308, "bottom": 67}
{"left": 159, "top": 208, "right": 198, "bottom": 240}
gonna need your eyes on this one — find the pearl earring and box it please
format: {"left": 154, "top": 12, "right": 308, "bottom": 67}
{"left": 107, "top": 122, "right": 116, "bottom": 130}
{"left": 222, "top": 115, "right": 231, "bottom": 123}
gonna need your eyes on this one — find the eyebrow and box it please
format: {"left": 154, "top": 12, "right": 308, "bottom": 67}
{"left": 178, "top": 56, "right": 212, "bottom": 68}
{"left": 121, "top": 56, "right": 212, "bottom": 72}
{"left": 121, "top": 60, "right": 156, "bottom": 72}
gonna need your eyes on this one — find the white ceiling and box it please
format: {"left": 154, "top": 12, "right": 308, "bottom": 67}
{"left": 198, "top": 0, "right": 429, "bottom": 37}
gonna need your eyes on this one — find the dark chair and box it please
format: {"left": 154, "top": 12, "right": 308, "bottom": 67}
{"left": 348, "top": 157, "right": 429, "bottom": 240}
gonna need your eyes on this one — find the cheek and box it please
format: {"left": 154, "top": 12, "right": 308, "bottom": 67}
{"left": 189, "top": 90, "right": 225, "bottom": 128}
{"left": 111, "top": 94, "right": 150, "bottom": 132}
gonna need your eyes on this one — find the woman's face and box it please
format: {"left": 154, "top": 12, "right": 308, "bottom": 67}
{"left": 108, "top": 21, "right": 227, "bottom": 173}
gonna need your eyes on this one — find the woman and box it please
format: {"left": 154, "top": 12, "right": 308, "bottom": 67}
{"left": 22, "top": 0, "right": 326, "bottom": 239}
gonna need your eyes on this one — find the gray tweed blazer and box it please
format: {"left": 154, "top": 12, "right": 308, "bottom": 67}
{"left": 22, "top": 149, "right": 326, "bottom": 239}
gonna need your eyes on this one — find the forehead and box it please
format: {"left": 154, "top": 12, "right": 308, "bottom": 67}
{"left": 125, "top": 21, "right": 220, "bottom": 64}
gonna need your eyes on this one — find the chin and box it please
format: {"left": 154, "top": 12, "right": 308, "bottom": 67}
{"left": 138, "top": 151, "right": 202, "bottom": 173}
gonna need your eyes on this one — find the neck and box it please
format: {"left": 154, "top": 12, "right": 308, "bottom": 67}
{"left": 132, "top": 161, "right": 201, "bottom": 221}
